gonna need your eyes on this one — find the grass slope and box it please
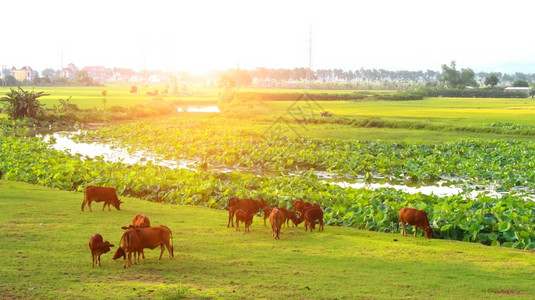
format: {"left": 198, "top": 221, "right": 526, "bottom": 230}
{"left": 1, "top": 180, "right": 535, "bottom": 299}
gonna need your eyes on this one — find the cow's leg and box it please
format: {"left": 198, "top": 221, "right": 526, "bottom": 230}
{"left": 88, "top": 201, "right": 93, "bottom": 212}
{"left": 227, "top": 209, "right": 235, "bottom": 227}
{"left": 98, "top": 254, "right": 101, "bottom": 267}
{"left": 158, "top": 244, "right": 164, "bottom": 260}
{"left": 414, "top": 225, "right": 418, "bottom": 238}
{"left": 122, "top": 250, "right": 127, "bottom": 269}
{"left": 401, "top": 222, "right": 407, "bottom": 236}
{"left": 128, "top": 251, "right": 133, "bottom": 267}
{"left": 92, "top": 253, "right": 95, "bottom": 268}
{"left": 102, "top": 202, "right": 107, "bottom": 211}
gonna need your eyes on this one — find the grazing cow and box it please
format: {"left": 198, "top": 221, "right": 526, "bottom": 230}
{"left": 227, "top": 198, "right": 267, "bottom": 228}
{"left": 234, "top": 209, "right": 255, "bottom": 232}
{"left": 88, "top": 233, "right": 114, "bottom": 268}
{"left": 279, "top": 207, "right": 298, "bottom": 227}
{"left": 293, "top": 199, "right": 321, "bottom": 215}
{"left": 113, "top": 227, "right": 143, "bottom": 268}
{"left": 263, "top": 206, "right": 273, "bottom": 226}
{"left": 113, "top": 225, "right": 174, "bottom": 268}
{"left": 269, "top": 208, "right": 285, "bottom": 239}
{"left": 297, "top": 207, "right": 324, "bottom": 232}
{"left": 81, "top": 185, "right": 123, "bottom": 212}
{"left": 132, "top": 214, "right": 151, "bottom": 228}
{"left": 398, "top": 207, "right": 433, "bottom": 239}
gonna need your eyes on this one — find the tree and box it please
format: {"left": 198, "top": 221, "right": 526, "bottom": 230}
{"left": 42, "top": 68, "right": 59, "bottom": 79}
{"left": 484, "top": 73, "right": 499, "bottom": 88}
{"left": 74, "top": 70, "right": 97, "bottom": 86}
{"left": 512, "top": 79, "right": 529, "bottom": 87}
{"left": 460, "top": 68, "right": 478, "bottom": 88}
{"left": 440, "top": 61, "right": 460, "bottom": 88}
{"left": 0, "top": 87, "right": 48, "bottom": 119}
{"left": 440, "top": 61, "right": 478, "bottom": 88}
{"left": 3, "top": 75, "right": 19, "bottom": 86}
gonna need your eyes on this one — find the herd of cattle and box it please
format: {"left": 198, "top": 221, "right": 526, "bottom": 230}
{"left": 82, "top": 185, "right": 433, "bottom": 268}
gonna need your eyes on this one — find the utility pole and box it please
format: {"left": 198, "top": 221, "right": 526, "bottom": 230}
{"left": 306, "top": 24, "right": 313, "bottom": 90}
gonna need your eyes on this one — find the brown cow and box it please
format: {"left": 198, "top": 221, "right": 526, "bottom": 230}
{"left": 113, "top": 225, "right": 174, "bottom": 268}
{"left": 234, "top": 209, "right": 255, "bottom": 232}
{"left": 227, "top": 198, "right": 267, "bottom": 227}
{"left": 279, "top": 207, "right": 298, "bottom": 227}
{"left": 398, "top": 207, "right": 433, "bottom": 239}
{"left": 297, "top": 207, "right": 324, "bottom": 232}
{"left": 293, "top": 199, "right": 321, "bottom": 215}
{"left": 269, "top": 208, "right": 285, "bottom": 239}
{"left": 88, "top": 233, "right": 114, "bottom": 268}
{"left": 132, "top": 214, "right": 151, "bottom": 228}
{"left": 81, "top": 185, "right": 123, "bottom": 212}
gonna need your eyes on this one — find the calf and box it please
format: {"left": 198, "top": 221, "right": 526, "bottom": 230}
{"left": 132, "top": 214, "right": 151, "bottom": 228}
{"left": 398, "top": 207, "right": 433, "bottom": 239}
{"left": 269, "top": 208, "right": 285, "bottom": 239}
{"left": 279, "top": 207, "right": 298, "bottom": 227}
{"left": 226, "top": 197, "right": 241, "bottom": 227}
{"left": 234, "top": 209, "right": 255, "bottom": 232}
{"left": 88, "top": 233, "right": 114, "bottom": 268}
{"left": 81, "top": 185, "right": 123, "bottom": 212}
{"left": 113, "top": 225, "right": 174, "bottom": 268}
{"left": 297, "top": 207, "right": 324, "bottom": 232}
{"left": 293, "top": 199, "right": 321, "bottom": 215}
{"left": 227, "top": 198, "right": 267, "bottom": 228}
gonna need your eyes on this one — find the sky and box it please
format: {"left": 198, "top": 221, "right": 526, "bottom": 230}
{"left": 3, "top": 0, "right": 535, "bottom": 74}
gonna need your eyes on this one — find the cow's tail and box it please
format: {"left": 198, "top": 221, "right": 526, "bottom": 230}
{"left": 170, "top": 230, "right": 174, "bottom": 259}
{"left": 162, "top": 225, "right": 174, "bottom": 259}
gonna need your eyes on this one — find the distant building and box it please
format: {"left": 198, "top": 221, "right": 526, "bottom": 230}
{"left": 11, "top": 66, "right": 34, "bottom": 82}
{"left": 82, "top": 66, "right": 109, "bottom": 84}
{"left": 504, "top": 87, "right": 530, "bottom": 94}
{"left": 61, "top": 63, "right": 78, "bottom": 80}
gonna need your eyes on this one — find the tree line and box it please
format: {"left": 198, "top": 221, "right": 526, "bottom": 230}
{"left": 3, "top": 63, "right": 535, "bottom": 89}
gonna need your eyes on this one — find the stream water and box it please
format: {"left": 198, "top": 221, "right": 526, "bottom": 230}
{"left": 40, "top": 131, "right": 517, "bottom": 199}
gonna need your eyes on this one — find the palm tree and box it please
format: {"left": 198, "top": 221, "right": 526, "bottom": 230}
{"left": 0, "top": 87, "right": 49, "bottom": 119}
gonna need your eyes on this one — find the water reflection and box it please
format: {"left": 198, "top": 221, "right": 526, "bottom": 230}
{"left": 40, "top": 131, "right": 522, "bottom": 199}
{"left": 41, "top": 132, "right": 196, "bottom": 170}
{"left": 176, "top": 106, "right": 220, "bottom": 113}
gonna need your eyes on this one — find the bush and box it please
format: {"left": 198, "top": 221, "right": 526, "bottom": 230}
{"left": 424, "top": 88, "right": 528, "bottom": 98}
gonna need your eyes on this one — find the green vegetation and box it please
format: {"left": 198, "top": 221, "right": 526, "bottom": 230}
{"left": 1, "top": 180, "right": 535, "bottom": 299}
{"left": 0, "top": 87, "right": 48, "bottom": 119}
{"left": 4, "top": 85, "right": 535, "bottom": 298}
{"left": 4, "top": 122, "right": 535, "bottom": 249}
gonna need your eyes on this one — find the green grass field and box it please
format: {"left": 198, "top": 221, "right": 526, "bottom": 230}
{"left": 1, "top": 180, "right": 535, "bottom": 299}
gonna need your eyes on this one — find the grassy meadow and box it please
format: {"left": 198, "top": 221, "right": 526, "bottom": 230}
{"left": 2, "top": 180, "right": 535, "bottom": 299}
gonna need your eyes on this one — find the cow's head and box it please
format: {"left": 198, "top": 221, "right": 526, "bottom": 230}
{"left": 112, "top": 247, "right": 125, "bottom": 260}
{"left": 424, "top": 227, "right": 433, "bottom": 239}
{"left": 113, "top": 200, "right": 124, "bottom": 210}
{"left": 101, "top": 241, "right": 115, "bottom": 253}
